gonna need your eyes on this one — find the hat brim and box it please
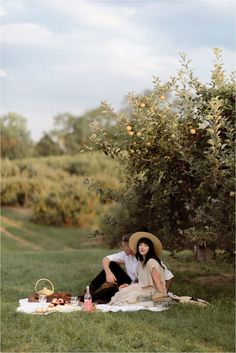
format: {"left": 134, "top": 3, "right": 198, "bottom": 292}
{"left": 129, "top": 231, "right": 163, "bottom": 256}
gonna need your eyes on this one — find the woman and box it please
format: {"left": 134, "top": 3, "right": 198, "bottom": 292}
{"left": 109, "top": 231, "right": 167, "bottom": 305}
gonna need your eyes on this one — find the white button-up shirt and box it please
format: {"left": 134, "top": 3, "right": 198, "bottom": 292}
{"left": 107, "top": 251, "right": 138, "bottom": 283}
{"left": 107, "top": 251, "right": 174, "bottom": 283}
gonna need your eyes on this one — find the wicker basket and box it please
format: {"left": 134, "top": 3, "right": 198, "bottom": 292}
{"left": 35, "top": 278, "right": 54, "bottom": 296}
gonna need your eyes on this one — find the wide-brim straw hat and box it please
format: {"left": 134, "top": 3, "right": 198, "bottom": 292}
{"left": 129, "top": 231, "right": 163, "bottom": 256}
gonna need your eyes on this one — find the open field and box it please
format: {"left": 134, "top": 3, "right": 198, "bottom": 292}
{"left": 1, "top": 207, "right": 235, "bottom": 352}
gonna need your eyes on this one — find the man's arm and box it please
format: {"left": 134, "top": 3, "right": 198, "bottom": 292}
{"left": 102, "top": 251, "right": 126, "bottom": 284}
{"left": 102, "top": 256, "right": 118, "bottom": 284}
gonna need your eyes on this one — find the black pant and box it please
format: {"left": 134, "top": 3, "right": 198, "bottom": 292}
{"left": 80, "top": 261, "right": 132, "bottom": 303}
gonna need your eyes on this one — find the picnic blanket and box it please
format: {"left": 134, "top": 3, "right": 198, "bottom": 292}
{"left": 17, "top": 298, "right": 170, "bottom": 314}
{"left": 17, "top": 294, "right": 209, "bottom": 315}
{"left": 17, "top": 299, "right": 82, "bottom": 314}
{"left": 96, "top": 302, "right": 170, "bottom": 312}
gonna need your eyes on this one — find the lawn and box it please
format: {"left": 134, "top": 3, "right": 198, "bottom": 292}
{"left": 1, "top": 207, "right": 235, "bottom": 352}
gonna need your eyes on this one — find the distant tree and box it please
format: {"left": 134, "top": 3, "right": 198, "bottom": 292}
{"left": 0, "top": 113, "right": 33, "bottom": 159}
{"left": 51, "top": 113, "right": 89, "bottom": 154}
{"left": 34, "top": 133, "right": 62, "bottom": 157}
{"left": 50, "top": 106, "right": 117, "bottom": 154}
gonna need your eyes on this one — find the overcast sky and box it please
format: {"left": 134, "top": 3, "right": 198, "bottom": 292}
{"left": 1, "top": 0, "right": 235, "bottom": 141}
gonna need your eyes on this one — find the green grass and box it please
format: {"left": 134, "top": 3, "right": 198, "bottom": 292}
{"left": 1, "top": 207, "right": 108, "bottom": 251}
{"left": 1, "top": 207, "right": 235, "bottom": 352}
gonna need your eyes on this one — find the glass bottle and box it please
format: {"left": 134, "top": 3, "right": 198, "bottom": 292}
{"left": 84, "top": 285, "right": 92, "bottom": 311}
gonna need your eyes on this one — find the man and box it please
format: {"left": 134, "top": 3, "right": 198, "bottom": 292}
{"left": 79, "top": 233, "right": 174, "bottom": 303}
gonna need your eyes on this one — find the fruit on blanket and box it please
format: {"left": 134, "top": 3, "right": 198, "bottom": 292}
{"left": 50, "top": 297, "right": 65, "bottom": 305}
{"left": 48, "top": 292, "right": 71, "bottom": 304}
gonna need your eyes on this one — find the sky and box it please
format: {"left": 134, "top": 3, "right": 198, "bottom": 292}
{"left": 1, "top": 0, "right": 235, "bottom": 141}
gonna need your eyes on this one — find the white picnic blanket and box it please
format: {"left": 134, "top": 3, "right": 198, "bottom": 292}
{"left": 96, "top": 302, "right": 170, "bottom": 312}
{"left": 17, "top": 299, "right": 83, "bottom": 314}
{"left": 17, "top": 298, "right": 170, "bottom": 314}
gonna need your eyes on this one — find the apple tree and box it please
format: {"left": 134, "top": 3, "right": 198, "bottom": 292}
{"left": 88, "top": 49, "right": 235, "bottom": 258}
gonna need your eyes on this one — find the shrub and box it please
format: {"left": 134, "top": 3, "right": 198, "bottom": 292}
{"left": 1, "top": 159, "right": 20, "bottom": 178}
{"left": 32, "top": 176, "right": 103, "bottom": 227}
{"left": 1, "top": 177, "right": 41, "bottom": 206}
{"left": 1, "top": 153, "right": 121, "bottom": 229}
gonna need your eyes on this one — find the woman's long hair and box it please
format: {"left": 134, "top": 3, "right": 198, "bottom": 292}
{"left": 136, "top": 237, "right": 164, "bottom": 268}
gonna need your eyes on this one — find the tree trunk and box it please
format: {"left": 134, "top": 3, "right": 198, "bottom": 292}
{"left": 194, "top": 245, "right": 215, "bottom": 262}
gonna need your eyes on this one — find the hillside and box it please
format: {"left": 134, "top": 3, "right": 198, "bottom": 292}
{"left": 1, "top": 207, "right": 108, "bottom": 252}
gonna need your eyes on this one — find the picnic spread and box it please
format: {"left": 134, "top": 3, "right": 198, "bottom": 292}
{"left": 16, "top": 278, "right": 210, "bottom": 315}
{"left": 17, "top": 297, "right": 171, "bottom": 314}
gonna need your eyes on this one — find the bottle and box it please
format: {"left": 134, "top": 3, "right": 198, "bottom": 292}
{"left": 84, "top": 286, "right": 93, "bottom": 311}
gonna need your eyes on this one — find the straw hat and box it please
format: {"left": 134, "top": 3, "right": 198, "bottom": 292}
{"left": 129, "top": 231, "right": 163, "bottom": 256}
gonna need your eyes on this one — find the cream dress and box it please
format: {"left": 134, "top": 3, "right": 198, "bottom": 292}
{"left": 109, "top": 258, "right": 166, "bottom": 305}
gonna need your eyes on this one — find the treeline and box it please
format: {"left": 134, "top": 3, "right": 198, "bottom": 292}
{"left": 1, "top": 153, "right": 122, "bottom": 228}
{"left": 0, "top": 105, "right": 119, "bottom": 160}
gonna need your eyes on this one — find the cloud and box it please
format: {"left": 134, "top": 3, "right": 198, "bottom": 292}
{"left": 103, "top": 38, "right": 158, "bottom": 78}
{"left": 0, "top": 0, "right": 26, "bottom": 18}
{"left": 185, "top": 46, "right": 236, "bottom": 82}
{"left": 47, "top": 1, "right": 136, "bottom": 31}
{"left": 1, "top": 23, "right": 57, "bottom": 47}
{"left": 0, "top": 7, "right": 7, "bottom": 16}
{"left": 204, "top": 0, "right": 235, "bottom": 10}
{"left": 1, "top": 0, "right": 235, "bottom": 142}
{"left": 0, "top": 68, "right": 7, "bottom": 77}
{"left": 144, "top": 0, "right": 235, "bottom": 19}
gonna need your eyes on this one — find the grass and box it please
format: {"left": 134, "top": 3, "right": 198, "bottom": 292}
{"left": 1, "top": 207, "right": 108, "bottom": 251}
{"left": 1, "top": 207, "right": 235, "bottom": 352}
